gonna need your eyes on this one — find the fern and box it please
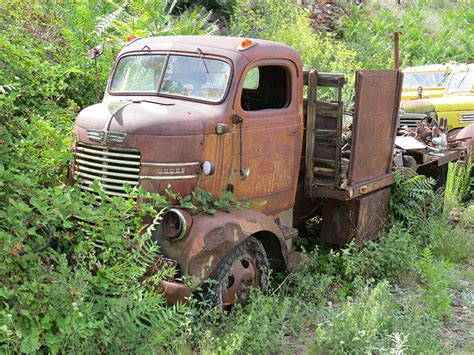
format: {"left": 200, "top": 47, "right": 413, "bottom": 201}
{"left": 445, "top": 156, "right": 473, "bottom": 212}
{"left": 389, "top": 169, "right": 436, "bottom": 227}
{"left": 93, "top": 2, "right": 129, "bottom": 38}
{"left": 101, "top": 293, "right": 189, "bottom": 351}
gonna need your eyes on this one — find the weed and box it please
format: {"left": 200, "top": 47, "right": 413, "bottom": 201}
{"left": 418, "top": 248, "right": 452, "bottom": 319}
{"left": 312, "top": 281, "right": 398, "bottom": 353}
{"left": 445, "top": 158, "right": 474, "bottom": 212}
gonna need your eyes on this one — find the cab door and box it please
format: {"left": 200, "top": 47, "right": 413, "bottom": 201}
{"left": 230, "top": 59, "right": 302, "bottom": 215}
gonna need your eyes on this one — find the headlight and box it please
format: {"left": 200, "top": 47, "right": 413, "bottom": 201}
{"left": 162, "top": 208, "right": 192, "bottom": 241}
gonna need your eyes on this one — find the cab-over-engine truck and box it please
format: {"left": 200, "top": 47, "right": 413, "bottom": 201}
{"left": 70, "top": 36, "right": 403, "bottom": 307}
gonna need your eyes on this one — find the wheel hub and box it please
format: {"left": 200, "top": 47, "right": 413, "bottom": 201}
{"left": 222, "top": 252, "right": 260, "bottom": 306}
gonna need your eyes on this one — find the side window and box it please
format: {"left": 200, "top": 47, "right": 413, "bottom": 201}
{"left": 241, "top": 65, "right": 290, "bottom": 111}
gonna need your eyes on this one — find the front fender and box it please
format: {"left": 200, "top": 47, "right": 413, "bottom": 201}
{"left": 154, "top": 209, "right": 287, "bottom": 282}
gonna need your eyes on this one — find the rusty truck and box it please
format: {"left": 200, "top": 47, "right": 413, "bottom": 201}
{"left": 70, "top": 36, "right": 406, "bottom": 307}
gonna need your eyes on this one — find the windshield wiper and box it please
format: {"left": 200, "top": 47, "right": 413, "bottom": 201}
{"left": 129, "top": 99, "right": 174, "bottom": 106}
{"left": 197, "top": 48, "right": 214, "bottom": 87}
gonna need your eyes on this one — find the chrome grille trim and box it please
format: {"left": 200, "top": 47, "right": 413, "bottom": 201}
{"left": 87, "top": 129, "right": 127, "bottom": 144}
{"left": 77, "top": 165, "right": 139, "bottom": 179}
{"left": 75, "top": 152, "right": 140, "bottom": 166}
{"left": 76, "top": 158, "right": 140, "bottom": 173}
{"left": 399, "top": 111, "right": 426, "bottom": 129}
{"left": 141, "top": 161, "right": 200, "bottom": 167}
{"left": 139, "top": 175, "right": 197, "bottom": 180}
{"left": 76, "top": 171, "right": 139, "bottom": 185}
{"left": 460, "top": 113, "right": 474, "bottom": 123}
{"left": 76, "top": 145, "right": 139, "bottom": 159}
{"left": 78, "top": 184, "right": 130, "bottom": 197}
{"left": 399, "top": 119, "right": 422, "bottom": 128}
{"left": 77, "top": 178, "right": 134, "bottom": 191}
{"left": 74, "top": 143, "right": 140, "bottom": 197}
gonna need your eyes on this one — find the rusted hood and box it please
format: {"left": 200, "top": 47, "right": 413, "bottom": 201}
{"left": 75, "top": 100, "right": 223, "bottom": 136}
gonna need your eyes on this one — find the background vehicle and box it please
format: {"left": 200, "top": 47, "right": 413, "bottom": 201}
{"left": 400, "top": 63, "right": 474, "bottom": 135}
{"left": 70, "top": 36, "right": 460, "bottom": 306}
{"left": 401, "top": 63, "right": 455, "bottom": 101}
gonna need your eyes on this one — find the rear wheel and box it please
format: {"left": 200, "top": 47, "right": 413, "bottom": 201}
{"left": 207, "top": 236, "right": 269, "bottom": 309}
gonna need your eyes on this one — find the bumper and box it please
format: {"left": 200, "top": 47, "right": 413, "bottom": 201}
{"left": 157, "top": 280, "right": 192, "bottom": 304}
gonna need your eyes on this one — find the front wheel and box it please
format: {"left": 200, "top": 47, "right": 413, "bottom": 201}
{"left": 207, "top": 236, "right": 269, "bottom": 309}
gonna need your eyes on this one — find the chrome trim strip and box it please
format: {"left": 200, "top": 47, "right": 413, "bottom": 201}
{"left": 139, "top": 175, "right": 197, "bottom": 180}
{"left": 75, "top": 152, "right": 140, "bottom": 166}
{"left": 78, "top": 184, "right": 129, "bottom": 197}
{"left": 86, "top": 130, "right": 127, "bottom": 144}
{"left": 77, "top": 142, "right": 138, "bottom": 153}
{"left": 76, "top": 146, "right": 140, "bottom": 159}
{"left": 75, "top": 172, "right": 139, "bottom": 185}
{"left": 77, "top": 179, "right": 131, "bottom": 192}
{"left": 141, "top": 162, "right": 200, "bottom": 167}
{"left": 459, "top": 113, "right": 474, "bottom": 123}
{"left": 77, "top": 165, "right": 139, "bottom": 179}
{"left": 76, "top": 158, "right": 140, "bottom": 173}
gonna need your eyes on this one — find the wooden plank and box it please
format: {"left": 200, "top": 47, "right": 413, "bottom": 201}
{"left": 316, "top": 73, "right": 346, "bottom": 87}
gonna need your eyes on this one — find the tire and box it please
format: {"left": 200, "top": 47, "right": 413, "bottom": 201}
{"left": 206, "top": 236, "right": 269, "bottom": 309}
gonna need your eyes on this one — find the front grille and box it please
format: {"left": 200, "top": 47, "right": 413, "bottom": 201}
{"left": 399, "top": 113, "right": 424, "bottom": 128}
{"left": 398, "top": 111, "right": 427, "bottom": 129}
{"left": 74, "top": 142, "right": 141, "bottom": 197}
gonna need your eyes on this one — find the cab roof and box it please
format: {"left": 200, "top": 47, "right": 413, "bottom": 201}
{"left": 120, "top": 35, "right": 302, "bottom": 66}
{"left": 402, "top": 62, "right": 457, "bottom": 73}
{"left": 450, "top": 62, "right": 474, "bottom": 73}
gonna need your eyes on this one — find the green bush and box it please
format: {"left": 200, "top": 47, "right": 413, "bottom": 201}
{"left": 229, "top": 0, "right": 361, "bottom": 102}
{"left": 337, "top": 226, "right": 420, "bottom": 284}
{"left": 0, "top": 1, "right": 219, "bottom": 352}
{"left": 312, "top": 281, "right": 398, "bottom": 353}
{"left": 389, "top": 169, "right": 438, "bottom": 228}
{"left": 445, "top": 158, "right": 474, "bottom": 211}
{"left": 338, "top": 0, "right": 473, "bottom": 69}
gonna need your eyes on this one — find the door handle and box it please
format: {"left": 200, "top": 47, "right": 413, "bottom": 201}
{"left": 232, "top": 114, "right": 249, "bottom": 180}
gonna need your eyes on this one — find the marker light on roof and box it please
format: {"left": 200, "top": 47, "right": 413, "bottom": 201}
{"left": 238, "top": 39, "right": 256, "bottom": 51}
{"left": 127, "top": 35, "right": 137, "bottom": 42}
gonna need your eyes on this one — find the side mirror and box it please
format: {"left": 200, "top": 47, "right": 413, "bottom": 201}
{"left": 90, "top": 43, "right": 105, "bottom": 103}
{"left": 417, "top": 86, "right": 423, "bottom": 99}
{"left": 90, "top": 43, "right": 105, "bottom": 60}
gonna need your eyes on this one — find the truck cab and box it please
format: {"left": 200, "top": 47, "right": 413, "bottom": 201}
{"left": 401, "top": 63, "right": 455, "bottom": 102}
{"left": 400, "top": 63, "right": 474, "bottom": 134}
{"left": 71, "top": 36, "right": 403, "bottom": 306}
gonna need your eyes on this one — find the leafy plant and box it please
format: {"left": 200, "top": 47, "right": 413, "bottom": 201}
{"left": 338, "top": 0, "right": 473, "bottom": 69}
{"left": 229, "top": 0, "right": 361, "bottom": 103}
{"left": 417, "top": 247, "right": 452, "bottom": 319}
{"left": 312, "top": 281, "right": 398, "bottom": 353}
{"left": 166, "top": 185, "right": 263, "bottom": 214}
{"left": 389, "top": 169, "right": 437, "bottom": 228}
{"left": 445, "top": 157, "right": 473, "bottom": 212}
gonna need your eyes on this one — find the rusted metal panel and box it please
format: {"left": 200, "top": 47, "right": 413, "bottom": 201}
{"left": 154, "top": 209, "right": 288, "bottom": 282}
{"left": 348, "top": 70, "right": 403, "bottom": 185}
{"left": 313, "top": 173, "right": 394, "bottom": 200}
{"left": 304, "top": 70, "right": 318, "bottom": 196}
{"left": 320, "top": 187, "right": 391, "bottom": 245}
{"left": 230, "top": 58, "right": 303, "bottom": 216}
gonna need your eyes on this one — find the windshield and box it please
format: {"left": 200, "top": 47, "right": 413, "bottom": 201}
{"left": 446, "top": 71, "right": 474, "bottom": 94}
{"left": 402, "top": 71, "right": 449, "bottom": 89}
{"left": 110, "top": 55, "right": 166, "bottom": 93}
{"left": 110, "top": 54, "right": 231, "bottom": 102}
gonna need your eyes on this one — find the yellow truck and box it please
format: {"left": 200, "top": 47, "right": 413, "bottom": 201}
{"left": 400, "top": 63, "right": 474, "bottom": 135}
{"left": 401, "top": 63, "right": 455, "bottom": 101}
